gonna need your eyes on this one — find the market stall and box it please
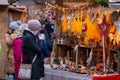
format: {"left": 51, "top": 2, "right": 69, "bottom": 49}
{"left": 43, "top": 1, "right": 120, "bottom": 79}
{"left": 2, "top": 0, "right": 120, "bottom": 80}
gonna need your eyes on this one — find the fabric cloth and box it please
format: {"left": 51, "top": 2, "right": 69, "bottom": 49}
{"left": 28, "top": 19, "right": 41, "bottom": 31}
{"left": 93, "top": 74, "right": 120, "bottom": 80}
{"left": 22, "top": 30, "right": 44, "bottom": 80}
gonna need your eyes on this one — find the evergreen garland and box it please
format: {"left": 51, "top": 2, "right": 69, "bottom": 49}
{"left": 94, "top": 0, "right": 108, "bottom": 7}
{"left": 8, "top": 0, "right": 16, "bottom": 5}
{"left": 56, "top": 0, "right": 63, "bottom": 6}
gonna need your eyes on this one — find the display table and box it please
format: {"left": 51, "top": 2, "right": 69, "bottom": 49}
{"left": 44, "top": 65, "right": 92, "bottom": 80}
{"left": 93, "top": 74, "right": 120, "bottom": 80}
{"left": 44, "top": 65, "right": 120, "bottom": 80}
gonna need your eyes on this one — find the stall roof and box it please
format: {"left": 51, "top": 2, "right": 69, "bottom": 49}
{"left": 63, "top": 2, "right": 91, "bottom": 8}
{"left": 109, "top": 0, "right": 120, "bottom": 9}
{"left": 0, "top": 0, "right": 9, "bottom": 5}
{"left": 14, "top": 0, "right": 55, "bottom": 6}
{"left": 14, "top": 0, "right": 35, "bottom": 6}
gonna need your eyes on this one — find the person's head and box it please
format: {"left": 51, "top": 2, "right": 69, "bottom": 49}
{"left": 9, "top": 20, "right": 21, "bottom": 30}
{"left": 8, "top": 20, "right": 21, "bottom": 34}
{"left": 46, "top": 16, "right": 52, "bottom": 23}
{"left": 39, "top": 19, "right": 45, "bottom": 32}
{"left": 27, "top": 19, "right": 41, "bottom": 35}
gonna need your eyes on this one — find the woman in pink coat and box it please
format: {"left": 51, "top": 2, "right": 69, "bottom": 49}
{"left": 12, "top": 24, "right": 27, "bottom": 80}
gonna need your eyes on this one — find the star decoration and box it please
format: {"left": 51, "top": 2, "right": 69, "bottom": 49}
{"left": 98, "top": 14, "right": 110, "bottom": 37}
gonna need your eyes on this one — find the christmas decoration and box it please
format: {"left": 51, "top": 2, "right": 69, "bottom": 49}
{"left": 98, "top": 14, "right": 109, "bottom": 73}
{"left": 98, "top": 15, "right": 109, "bottom": 37}
{"left": 8, "top": 0, "right": 16, "bottom": 5}
{"left": 55, "top": 0, "right": 63, "bottom": 6}
{"left": 93, "top": 0, "right": 108, "bottom": 7}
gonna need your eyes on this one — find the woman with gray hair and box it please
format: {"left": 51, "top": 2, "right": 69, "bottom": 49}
{"left": 22, "top": 19, "right": 44, "bottom": 80}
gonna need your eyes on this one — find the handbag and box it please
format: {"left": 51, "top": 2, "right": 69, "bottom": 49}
{"left": 18, "top": 54, "right": 37, "bottom": 79}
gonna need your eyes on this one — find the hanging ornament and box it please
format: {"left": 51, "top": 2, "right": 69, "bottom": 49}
{"left": 92, "top": 13, "right": 99, "bottom": 24}
{"left": 61, "top": 15, "right": 65, "bottom": 21}
{"left": 52, "top": 16, "right": 56, "bottom": 20}
{"left": 67, "top": 16, "right": 71, "bottom": 30}
{"left": 57, "top": 15, "right": 62, "bottom": 21}
{"left": 75, "top": 15, "right": 78, "bottom": 21}
{"left": 82, "top": 11, "right": 87, "bottom": 22}
{"left": 89, "top": 8, "right": 94, "bottom": 21}
{"left": 71, "top": 13, "right": 76, "bottom": 19}
{"left": 52, "top": 11, "right": 56, "bottom": 20}
{"left": 82, "top": 23, "right": 87, "bottom": 32}
{"left": 116, "top": 18, "right": 120, "bottom": 32}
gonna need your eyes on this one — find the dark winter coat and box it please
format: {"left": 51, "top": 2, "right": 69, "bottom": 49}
{"left": 22, "top": 30, "right": 44, "bottom": 80}
{"left": 44, "top": 30, "right": 53, "bottom": 52}
{"left": 45, "top": 22, "right": 54, "bottom": 40}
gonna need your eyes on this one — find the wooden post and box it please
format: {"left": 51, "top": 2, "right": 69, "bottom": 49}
{"left": 117, "top": 49, "right": 120, "bottom": 73}
{"left": 0, "top": 6, "right": 9, "bottom": 79}
{"left": 54, "top": 0, "right": 63, "bottom": 50}
{"left": 55, "top": 0, "right": 63, "bottom": 38}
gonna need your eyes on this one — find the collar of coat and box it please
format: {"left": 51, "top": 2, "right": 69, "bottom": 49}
{"left": 15, "top": 32, "right": 23, "bottom": 38}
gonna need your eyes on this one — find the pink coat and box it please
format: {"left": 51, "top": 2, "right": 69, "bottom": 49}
{"left": 12, "top": 37, "right": 26, "bottom": 80}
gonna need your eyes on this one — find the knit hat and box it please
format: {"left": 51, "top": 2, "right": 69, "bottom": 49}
{"left": 9, "top": 20, "right": 21, "bottom": 30}
{"left": 28, "top": 19, "right": 41, "bottom": 31}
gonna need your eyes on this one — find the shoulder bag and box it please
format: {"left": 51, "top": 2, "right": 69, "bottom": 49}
{"left": 18, "top": 54, "right": 37, "bottom": 79}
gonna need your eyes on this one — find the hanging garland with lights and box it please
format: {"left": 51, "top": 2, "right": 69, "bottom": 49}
{"left": 55, "top": 0, "right": 63, "bottom": 6}
{"left": 8, "top": 0, "right": 16, "bottom": 5}
{"left": 93, "top": 0, "right": 108, "bottom": 7}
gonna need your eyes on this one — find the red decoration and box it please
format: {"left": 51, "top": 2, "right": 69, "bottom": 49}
{"left": 98, "top": 14, "right": 110, "bottom": 73}
{"left": 52, "top": 16, "right": 56, "bottom": 20}
{"left": 98, "top": 15, "right": 110, "bottom": 37}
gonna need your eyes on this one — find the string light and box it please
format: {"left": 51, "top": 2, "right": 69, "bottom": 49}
{"left": 45, "top": 1, "right": 89, "bottom": 12}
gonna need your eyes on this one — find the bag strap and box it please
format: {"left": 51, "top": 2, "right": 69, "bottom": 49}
{"left": 32, "top": 54, "right": 37, "bottom": 64}
{"left": 21, "top": 54, "right": 37, "bottom": 64}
